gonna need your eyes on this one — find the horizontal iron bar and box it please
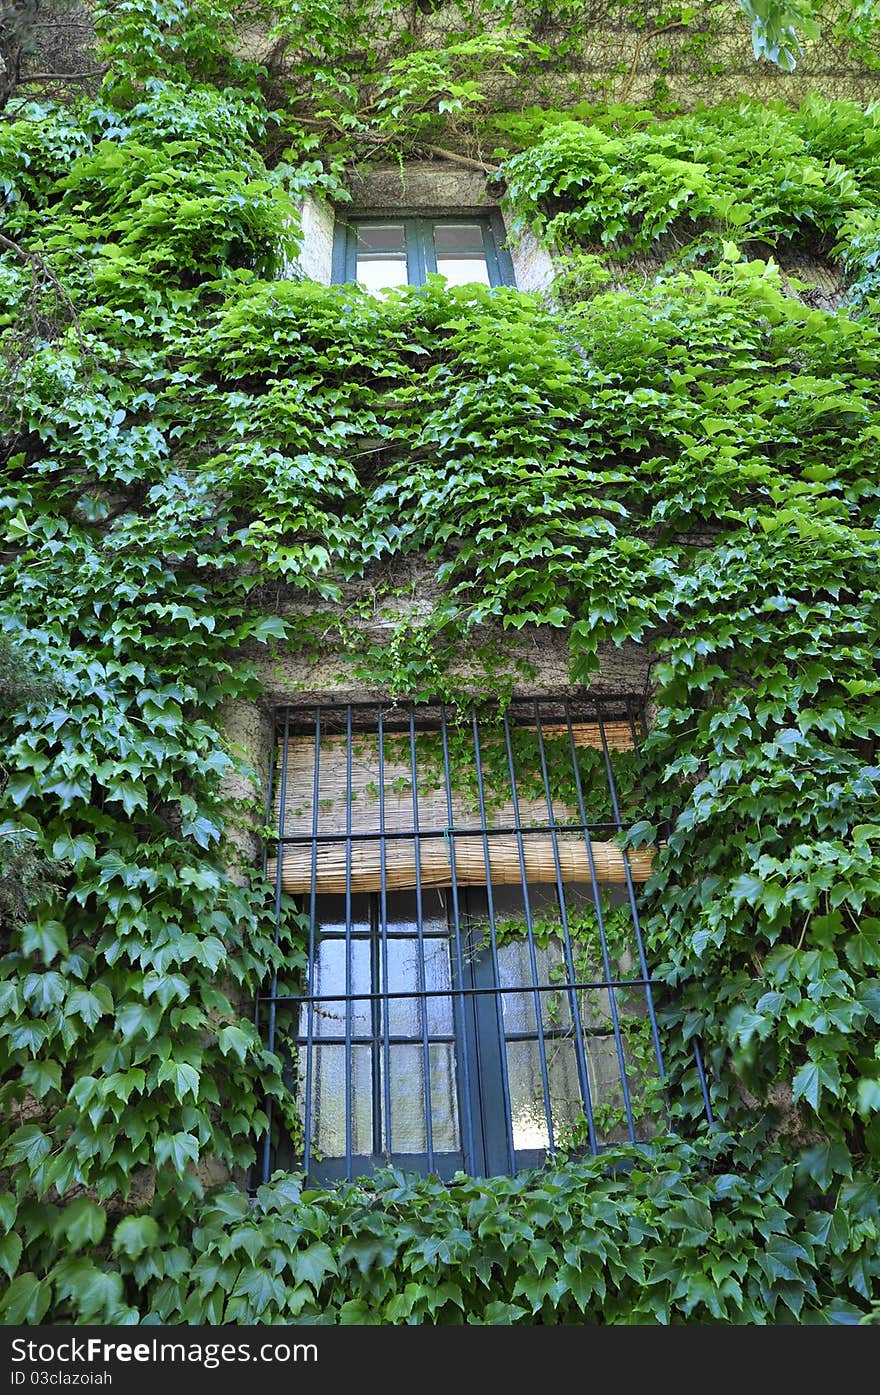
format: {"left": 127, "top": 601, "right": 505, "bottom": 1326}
{"left": 304, "top": 931, "right": 452, "bottom": 940}
{"left": 274, "top": 694, "right": 643, "bottom": 714}
{"left": 272, "top": 821, "right": 631, "bottom": 844}
{"left": 290, "top": 1027, "right": 621, "bottom": 1047}
{"left": 260, "top": 976, "right": 651, "bottom": 1004}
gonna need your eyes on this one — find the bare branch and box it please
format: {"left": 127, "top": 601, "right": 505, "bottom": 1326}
{"left": 618, "top": 23, "right": 688, "bottom": 104}
{"left": 422, "top": 144, "right": 500, "bottom": 174}
{"left": 20, "top": 67, "right": 108, "bottom": 82}
{"left": 0, "top": 231, "right": 86, "bottom": 358}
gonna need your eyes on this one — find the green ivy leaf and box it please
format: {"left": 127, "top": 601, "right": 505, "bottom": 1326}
{"left": 5, "top": 1124, "right": 51, "bottom": 1168}
{"left": 0, "top": 1272, "right": 52, "bottom": 1325}
{"left": 113, "top": 1215, "right": 161, "bottom": 1258}
{"left": 792, "top": 1059, "right": 842, "bottom": 1112}
{"left": 51, "top": 833, "right": 96, "bottom": 863}
{"left": 51, "top": 1259, "right": 124, "bottom": 1320}
{"left": 290, "top": 1242, "right": 338, "bottom": 1288}
{"left": 58, "top": 1199, "right": 107, "bottom": 1252}
{"left": 0, "top": 1231, "right": 22, "bottom": 1281}
{"left": 246, "top": 615, "right": 288, "bottom": 643}
{"left": 157, "top": 1060, "right": 201, "bottom": 1100}
{"left": 19, "top": 919, "right": 68, "bottom": 964}
{"left": 0, "top": 1193, "right": 16, "bottom": 1233}
{"left": 155, "top": 1132, "right": 199, "bottom": 1173}
{"left": 217, "top": 1024, "right": 252, "bottom": 1064}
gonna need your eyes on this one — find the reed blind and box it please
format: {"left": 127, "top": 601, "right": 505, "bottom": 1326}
{"left": 266, "top": 702, "right": 655, "bottom": 895}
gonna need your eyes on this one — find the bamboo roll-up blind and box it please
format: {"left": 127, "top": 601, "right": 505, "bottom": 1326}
{"left": 266, "top": 719, "right": 654, "bottom": 894}
{"left": 268, "top": 834, "right": 654, "bottom": 894}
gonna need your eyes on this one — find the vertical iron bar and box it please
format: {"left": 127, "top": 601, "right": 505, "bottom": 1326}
{"left": 692, "top": 1035, "right": 715, "bottom": 1126}
{"left": 500, "top": 711, "right": 560, "bottom": 1157}
{"left": 563, "top": 699, "right": 637, "bottom": 1142}
{"left": 470, "top": 706, "right": 516, "bottom": 1171}
{"left": 252, "top": 711, "right": 278, "bottom": 1191}
{"left": 602, "top": 696, "right": 666, "bottom": 1080}
{"left": 302, "top": 707, "right": 322, "bottom": 1178}
{"left": 439, "top": 704, "right": 476, "bottom": 1172}
{"left": 344, "top": 705, "right": 354, "bottom": 1179}
{"left": 370, "top": 898, "right": 382, "bottom": 1155}
{"left": 377, "top": 706, "right": 393, "bottom": 1161}
{"left": 409, "top": 706, "right": 435, "bottom": 1171}
{"left": 527, "top": 704, "right": 598, "bottom": 1155}
{"left": 262, "top": 709, "right": 290, "bottom": 1184}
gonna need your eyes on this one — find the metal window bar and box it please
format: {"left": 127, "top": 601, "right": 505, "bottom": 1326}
{"left": 560, "top": 699, "right": 643, "bottom": 1139}
{"left": 439, "top": 703, "right": 477, "bottom": 1173}
{"left": 409, "top": 708, "right": 436, "bottom": 1171}
{"left": 344, "top": 706, "right": 354, "bottom": 1178}
{"left": 258, "top": 695, "right": 708, "bottom": 1184}
{"left": 301, "top": 707, "right": 322, "bottom": 1177}
{"left": 259, "top": 707, "right": 289, "bottom": 1188}
{"left": 604, "top": 697, "right": 666, "bottom": 1081}
{"left": 467, "top": 704, "right": 517, "bottom": 1172}
{"left": 516, "top": 708, "right": 599, "bottom": 1152}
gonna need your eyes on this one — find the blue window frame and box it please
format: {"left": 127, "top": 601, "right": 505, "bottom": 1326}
{"left": 258, "top": 696, "right": 714, "bottom": 1185}
{"left": 331, "top": 213, "right": 516, "bottom": 292}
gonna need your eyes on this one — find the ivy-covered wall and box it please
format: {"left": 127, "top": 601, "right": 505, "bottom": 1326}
{"left": 1, "top": 0, "right": 879, "bottom": 1324}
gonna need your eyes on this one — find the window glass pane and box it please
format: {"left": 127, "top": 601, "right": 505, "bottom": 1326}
{"left": 307, "top": 1043, "right": 373, "bottom": 1156}
{"left": 434, "top": 257, "right": 491, "bottom": 287}
{"left": 355, "top": 225, "right": 409, "bottom": 295}
{"left": 433, "top": 220, "right": 490, "bottom": 285}
{"left": 507, "top": 1035, "right": 582, "bottom": 1152}
{"left": 313, "top": 895, "right": 371, "bottom": 934}
{"left": 356, "top": 224, "right": 406, "bottom": 252}
{"left": 497, "top": 935, "right": 573, "bottom": 1035}
{"left": 356, "top": 256, "right": 409, "bottom": 293}
{"left": 433, "top": 223, "right": 486, "bottom": 254}
{"left": 312, "top": 937, "right": 371, "bottom": 1037}
{"left": 384, "top": 1043, "right": 460, "bottom": 1152}
{"left": 384, "top": 935, "right": 454, "bottom": 1037}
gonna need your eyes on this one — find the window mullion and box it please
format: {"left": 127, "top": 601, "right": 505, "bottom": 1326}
{"left": 481, "top": 220, "right": 503, "bottom": 288}
{"left": 415, "top": 218, "right": 436, "bottom": 282}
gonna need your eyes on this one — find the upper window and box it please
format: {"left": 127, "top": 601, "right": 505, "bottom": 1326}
{"left": 258, "top": 695, "right": 708, "bottom": 1186}
{"left": 332, "top": 214, "right": 516, "bottom": 293}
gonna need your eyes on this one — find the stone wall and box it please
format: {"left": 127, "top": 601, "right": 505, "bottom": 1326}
{"left": 222, "top": 563, "right": 656, "bottom": 825}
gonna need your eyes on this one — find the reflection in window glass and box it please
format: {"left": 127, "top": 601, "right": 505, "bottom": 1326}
{"left": 433, "top": 224, "right": 485, "bottom": 253}
{"left": 357, "top": 224, "right": 406, "bottom": 252}
{"left": 434, "top": 258, "right": 491, "bottom": 286}
{"left": 355, "top": 223, "right": 408, "bottom": 293}
{"left": 356, "top": 257, "right": 409, "bottom": 293}
{"left": 433, "top": 223, "right": 490, "bottom": 286}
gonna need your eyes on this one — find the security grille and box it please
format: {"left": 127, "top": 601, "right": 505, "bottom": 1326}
{"left": 257, "top": 694, "right": 710, "bottom": 1183}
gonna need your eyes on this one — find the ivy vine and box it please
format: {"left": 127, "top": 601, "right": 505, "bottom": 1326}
{"left": 0, "top": 0, "right": 879, "bottom": 1326}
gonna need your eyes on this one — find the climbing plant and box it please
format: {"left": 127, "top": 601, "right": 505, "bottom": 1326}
{"left": 1, "top": 0, "right": 879, "bottom": 1325}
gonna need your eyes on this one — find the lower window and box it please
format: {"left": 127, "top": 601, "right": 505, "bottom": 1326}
{"left": 260, "top": 696, "right": 673, "bottom": 1182}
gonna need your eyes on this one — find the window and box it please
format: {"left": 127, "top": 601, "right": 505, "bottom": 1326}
{"left": 259, "top": 695, "right": 709, "bottom": 1185}
{"left": 331, "top": 213, "right": 516, "bottom": 293}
